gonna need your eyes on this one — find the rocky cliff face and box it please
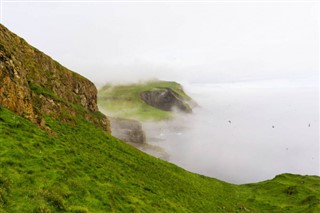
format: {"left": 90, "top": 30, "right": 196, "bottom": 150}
{"left": 109, "top": 117, "right": 146, "bottom": 144}
{"left": 0, "top": 24, "right": 110, "bottom": 133}
{"left": 140, "top": 88, "right": 192, "bottom": 113}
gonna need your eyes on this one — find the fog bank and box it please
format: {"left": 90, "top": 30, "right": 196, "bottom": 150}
{"left": 144, "top": 79, "right": 319, "bottom": 184}
{"left": 2, "top": 2, "right": 318, "bottom": 85}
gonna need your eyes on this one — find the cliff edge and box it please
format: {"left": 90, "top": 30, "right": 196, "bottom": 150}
{"left": 0, "top": 24, "right": 110, "bottom": 133}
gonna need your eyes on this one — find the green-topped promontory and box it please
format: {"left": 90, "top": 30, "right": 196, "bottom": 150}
{"left": 98, "top": 80, "right": 193, "bottom": 121}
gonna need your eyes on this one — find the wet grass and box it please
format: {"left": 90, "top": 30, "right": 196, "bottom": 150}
{"left": 0, "top": 106, "right": 319, "bottom": 212}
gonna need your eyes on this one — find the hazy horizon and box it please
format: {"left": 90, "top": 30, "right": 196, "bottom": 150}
{"left": 1, "top": 1, "right": 318, "bottom": 85}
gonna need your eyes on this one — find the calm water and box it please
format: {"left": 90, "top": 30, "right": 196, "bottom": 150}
{"left": 144, "top": 79, "right": 319, "bottom": 184}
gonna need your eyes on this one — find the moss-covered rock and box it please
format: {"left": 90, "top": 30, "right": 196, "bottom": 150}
{"left": 0, "top": 24, "right": 110, "bottom": 133}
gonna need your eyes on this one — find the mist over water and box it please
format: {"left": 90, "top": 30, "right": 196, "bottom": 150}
{"left": 144, "top": 79, "right": 319, "bottom": 184}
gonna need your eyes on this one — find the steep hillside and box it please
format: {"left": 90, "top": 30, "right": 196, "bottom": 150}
{"left": 0, "top": 24, "right": 319, "bottom": 212}
{"left": 98, "top": 81, "right": 193, "bottom": 121}
{"left": 0, "top": 24, "right": 110, "bottom": 133}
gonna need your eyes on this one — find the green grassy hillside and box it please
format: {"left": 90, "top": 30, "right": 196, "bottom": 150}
{"left": 98, "top": 81, "right": 191, "bottom": 121}
{"left": 0, "top": 105, "right": 319, "bottom": 212}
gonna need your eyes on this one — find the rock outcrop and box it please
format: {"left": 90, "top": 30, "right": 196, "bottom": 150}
{"left": 110, "top": 117, "right": 146, "bottom": 144}
{"left": 140, "top": 88, "right": 192, "bottom": 113}
{"left": 0, "top": 24, "right": 110, "bottom": 132}
{"left": 109, "top": 117, "right": 170, "bottom": 160}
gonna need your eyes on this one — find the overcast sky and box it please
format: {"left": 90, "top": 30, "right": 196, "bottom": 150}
{"left": 1, "top": 1, "right": 318, "bottom": 84}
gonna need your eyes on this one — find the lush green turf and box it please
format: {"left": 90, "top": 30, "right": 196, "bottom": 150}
{"left": 243, "top": 174, "right": 320, "bottom": 212}
{"left": 98, "top": 80, "right": 191, "bottom": 121}
{"left": 0, "top": 105, "right": 319, "bottom": 212}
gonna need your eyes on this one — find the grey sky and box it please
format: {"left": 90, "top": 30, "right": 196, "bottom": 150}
{"left": 1, "top": 1, "right": 318, "bottom": 84}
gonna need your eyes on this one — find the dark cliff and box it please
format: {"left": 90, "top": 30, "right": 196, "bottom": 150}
{"left": 0, "top": 24, "right": 110, "bottom": 133}
{"left": 140, "top": 88, "right": 192, "bottom": 113}
{"left": 109, "top": 117, "right": 146, "bottom": 144}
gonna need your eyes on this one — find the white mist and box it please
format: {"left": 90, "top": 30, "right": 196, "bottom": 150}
{"left": 144, "top": 78, "right": 319, "bottom": 184}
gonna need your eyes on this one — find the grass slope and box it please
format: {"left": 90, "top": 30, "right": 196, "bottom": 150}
{"left": 0, "top": 105, "right": 319, "bottom": 212}
{"left": 98, "top": 81, "right": 191, "bottom": 121}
